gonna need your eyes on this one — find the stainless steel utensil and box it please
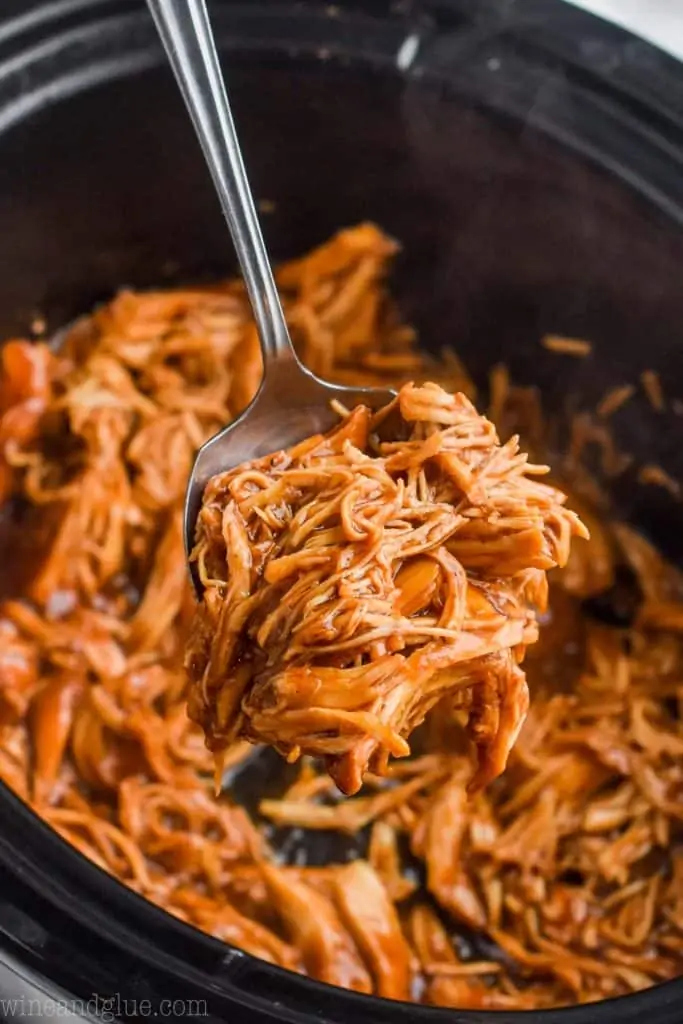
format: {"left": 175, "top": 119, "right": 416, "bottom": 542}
{"left": 146, "top": 0, "right": 395, "bottom": 595}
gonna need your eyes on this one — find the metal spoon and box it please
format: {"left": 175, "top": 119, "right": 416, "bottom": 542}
{"left": 147, "top": 0, "right": 395, "bottom": 595}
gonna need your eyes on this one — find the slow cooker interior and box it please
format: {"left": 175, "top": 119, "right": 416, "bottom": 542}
{"left": 1, "top": 3, "right": 683, "bottom": 1019}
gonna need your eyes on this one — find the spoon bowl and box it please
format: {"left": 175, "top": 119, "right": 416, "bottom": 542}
{"left": 184, "top": 360, "right": 394, "bottom": 595}
{"left": 147, "top": 0, "right": 396, "bottom": 595}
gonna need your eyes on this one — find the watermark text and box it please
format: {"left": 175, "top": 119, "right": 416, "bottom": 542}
{"left": 0, "top": 994, "right": 208, "bottom": 1021}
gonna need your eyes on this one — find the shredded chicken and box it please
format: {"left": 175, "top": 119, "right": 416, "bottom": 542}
{"left": 0, "top": 223, "right": 682, "bottom": 1009}
{"left": 541, "top": 336, "right": 592, "bottom": 358}
{"left": 187, "top": 382, "right": 585, "bottom": 794}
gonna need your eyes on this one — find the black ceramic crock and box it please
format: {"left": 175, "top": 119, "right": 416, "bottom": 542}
{"left": 0, "top": 1, "right": 682, "bottom": 1021}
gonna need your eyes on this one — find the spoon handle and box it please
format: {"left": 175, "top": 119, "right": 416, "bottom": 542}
{"left": 147, "top": 0, "right": 295, "bottom": 367}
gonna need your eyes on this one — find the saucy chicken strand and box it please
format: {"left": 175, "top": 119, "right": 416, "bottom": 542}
{"left": 0, "top": 223, "right": 682, "bottom": 1010}
{"left": 187, "top": 382, "right": 585, "bottom": 795}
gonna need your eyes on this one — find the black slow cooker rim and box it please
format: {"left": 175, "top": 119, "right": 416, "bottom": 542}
{"left": 0, "top": 1, "right": 682, "bottom": 1022}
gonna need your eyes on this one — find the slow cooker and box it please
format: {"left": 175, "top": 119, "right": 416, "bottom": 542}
{"left": 0, "top": 0, "right": 682, "bottom": 1021}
